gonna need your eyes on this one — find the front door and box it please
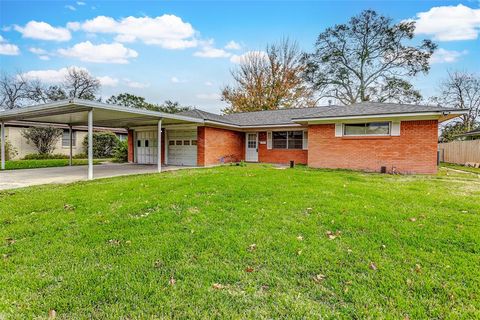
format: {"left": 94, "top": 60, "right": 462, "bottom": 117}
{"left": 245, "top": 132, "right": 258, "bottom": 162}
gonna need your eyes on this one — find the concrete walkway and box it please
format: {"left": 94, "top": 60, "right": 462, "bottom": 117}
{"left": 0, "top": 163, "right": 193, "bottom": 190}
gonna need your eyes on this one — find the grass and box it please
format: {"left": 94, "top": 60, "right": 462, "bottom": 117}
{"left": 441, "top": 162, "right": 480, "bottom": 174}
{"left": 4, "top": 159, "right": 102, "bottom": 170}
{"left": 0, "top": 165, "right": 479, "bottom": 319}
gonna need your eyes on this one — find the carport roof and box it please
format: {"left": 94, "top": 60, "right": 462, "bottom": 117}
{"left": 0, "top": 99, "right": 203, "bottom": 128}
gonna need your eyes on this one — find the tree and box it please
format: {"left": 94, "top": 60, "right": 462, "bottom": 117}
{"left": 0, "top": 73, "right": 31, "bottom": 109}
{"left": 439, "top": 122, "right": 470, "bottom": 142}
{"left": 106, "top": 93, "right": 191, "bottom": 113}
{"left": 304, "top": 10, "right": 437, "bottom": 105}
{"left": 433, "top": 71, "right": 480, "bottom": 132}
{"left": 221, "top": 39, "right": 315, "bottom": 113}
{"left": 63, "top": 67, "right": 100, "bottom": 100}
{"left": 21, "top": 127, "right": 63, "bottom": 155}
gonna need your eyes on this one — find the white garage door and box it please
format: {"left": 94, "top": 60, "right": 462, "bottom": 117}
{"left": 136, "top": 130, "right": 158, "bottom": 164}
{"left": 167, "top": 130, "right": 197, "bottom": 166}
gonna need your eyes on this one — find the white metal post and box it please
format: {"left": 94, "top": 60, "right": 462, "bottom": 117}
{"left": 87, "top": 110, "right": 93, "bottom": 180}
{"left": 69, "top": 125, "right": 73, "bottom": 166}
{"left": 157, "top": 119, "right": 162, "bottom": 172}
{"left": 1, "top": 121, "right": 5, "bottom": 170}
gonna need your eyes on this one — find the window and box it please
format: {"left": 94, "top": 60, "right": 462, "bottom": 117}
{"left": 137, "top": 140, "right": 141, "bottom": 147}
{"left": 272, "top": 131, "right": 303, "bottom": 149}
{"left": 169, "top": 140, "right": 175, "bottom": 146}
{"left": 183, "top": 140, "right": 190, "bottom": 145}
{"left": 62, "top": 129, "right": 76, "bottom": 147}
{"left": 191, "top": 140, "right": 197, "bottom": 145}
{"left": 343, "top": 122, "right": 390, "bottom": 136}
{"left": 117, "top": 134, "right": 127, "bottom": 142}
{"left": 176, "top": 140, "right": 182, "bottom": 145}
{"left": 145, "top": 140, "right": 149, "bottom": 147}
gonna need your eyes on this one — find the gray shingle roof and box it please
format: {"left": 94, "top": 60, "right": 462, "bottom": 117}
{"left": 177, "top": 102, "right": 463, "bottom": 127}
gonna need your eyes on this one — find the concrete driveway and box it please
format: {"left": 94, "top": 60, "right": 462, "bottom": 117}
{"left": 0, "top": 163, "right": 193, "bottom": 190}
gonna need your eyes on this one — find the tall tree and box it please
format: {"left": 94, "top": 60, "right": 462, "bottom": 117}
{"left": 304, "top": 10, "right": 437, "bottom": 105}
{"left": 221, "top": 39, "right": 315, "bottom": 113}
{"left": 63, "top": 67, "right": 100, "bottom": 100}
{"left": 0, "top": 73, "right": 31, "bottom": 109}
{"left": 433, "top": 71, "right": 480, "bottom": 132}
{"left": 106, "top": 93, "right": 191, "bottom": 113}
{"left": 21, "top": 127, "right": 63, "bottom": 155}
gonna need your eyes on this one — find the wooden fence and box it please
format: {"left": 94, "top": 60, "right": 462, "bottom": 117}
{"left": 438, "top": 140, "right": 480, "bottom": 164}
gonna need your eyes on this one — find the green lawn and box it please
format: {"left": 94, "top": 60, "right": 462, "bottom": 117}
{"left": 441, "top": 162, "right": 480, "bottom": 174}
{"left": 4, "top": 159, "right": 102, "bottom": 170}
{"left": 0, "top": 165, "right": 479, "bottom": 319}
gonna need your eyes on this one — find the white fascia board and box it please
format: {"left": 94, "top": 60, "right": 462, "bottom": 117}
{"left": 292, "top": 111, "right": 469, "bottom": 123}
{"left": 204, "top": 120, "right": 304, "bottom": 130}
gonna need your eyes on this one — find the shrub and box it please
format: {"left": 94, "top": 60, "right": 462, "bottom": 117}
{"left": 0, "top": 139, "right": 18, "bottom": 160}
{"left": 21, "top": 127, "right": 63, "bottom": 155}
{"left": 73, "top": 153, "right": 87, "bottom": 159}
{"left": 23, "top": 153, "right": 68, "bottom": 160}
{"left": 113, "top": 140, "right": 128, "bottom": 163}
{"left": 82, "top": 132, "right": 119, "bottom": 158}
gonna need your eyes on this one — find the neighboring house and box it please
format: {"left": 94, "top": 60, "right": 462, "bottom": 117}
{"left": 457, "top": 127, "right": 480, "bottom": 140}
{"left": 4, "top": 121, "right": 127, "bottom": 159}
{"left": 126, "top": 102, "right": 465, "bottom": 174}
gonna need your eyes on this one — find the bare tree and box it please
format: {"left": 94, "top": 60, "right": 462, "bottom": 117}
{"left": 304, "top": 10, "right": 437, "bottom": 105}
{"left": 63, "top": 67, "right": 100, "bottom": 100}
{"left": 0, "top": 72, "right": 31, "bottom": 109}
{"left": 221, "top": 39, "right": 315, "bottom": 113}
{"left": 433, "top": 71, "right": 480, "bottom": 131}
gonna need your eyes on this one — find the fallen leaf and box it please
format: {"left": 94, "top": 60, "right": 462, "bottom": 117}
{"left": 326, "top": 230, "right": 341, "bottom": 240}
{"left": 414, "top": 264, "right": 422, "bottom": 273}
{"left": 261, "top": 284, "right": 269, "bottom": 291}
{"left": 212, "top": 283, "right": 224, "bottom": 290}
{"left": 297, "top": 235, "right": 304, "bottom": 241}
{"left": 63, "top": 204, "right": 75, "bottom": 211}
{"left": 154, "top": 260, "right": 163, "bottom": 268}
{"left": 245, "top": 266, "right": 254, "bottom": 273}
{"left": 306, "top": 207, "right": 313, "bottom": 211}
{"left": 248, "top": 243, "right": 257, "bottom": 251}
{"left": 5, "top": 238, "right": 15, "bottom": 245}
{"left": 48, "top": 309, "right": 56, "bottom": 319}
{"left": 369, "top": 262, "right": 377, "bottom": 271}
{"left": 108, "top": 239, "right": 121, "bottom": 246}
{"left": 409, "top": 217, "right": 417, "bottom": 222}
{"left": 313, "top": 274, "right": 326, "bottom": 283}
{"left": 169, "top": 277, "right": 176, "bottom": 286}
{"left": 381, "top": 244, "right": 386, "bottom": 249}
{"left": 297, "top": 250, "right": 302, "bottom": 255}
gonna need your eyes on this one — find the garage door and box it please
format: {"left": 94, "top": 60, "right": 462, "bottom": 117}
{"left": 136, "top": 130, "right": 157, "bottom": 164}
{"left": 167, "top": 130, "right": 197, "bottom": 166}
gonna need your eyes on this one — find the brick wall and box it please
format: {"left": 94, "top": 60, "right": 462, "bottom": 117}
{"left": 197, "top": 126, "right": 244, "bottom": 166}
{"left": 308, "top": 120, "right": 439, "bottom": 174}
{"left": 257, "top": 132, "right": 307, "bottom": 164}
{"left": 127, "top": 130, "right": 134, "bottom": 163}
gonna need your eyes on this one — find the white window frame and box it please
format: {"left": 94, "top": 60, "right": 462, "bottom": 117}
{"left": 342, "top": 122, "right": 391, "bottom": 137}
{"left": 271, "top": 130, "right": 304, "bottom": 150}
{"left": 62, "top": 129, "right": 76, "bottom": 148}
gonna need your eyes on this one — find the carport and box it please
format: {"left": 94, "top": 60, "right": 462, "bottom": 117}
{"left": 0, "top": 99, "right": 203, "bottom": 179}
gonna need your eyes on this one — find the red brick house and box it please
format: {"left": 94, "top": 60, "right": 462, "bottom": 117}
{"left": 128, "top": 102, "right": 466, "bottom": 174}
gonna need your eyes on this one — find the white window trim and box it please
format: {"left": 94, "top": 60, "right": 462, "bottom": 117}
{"left": 342, "top": 122, "right": 392, "bottom": 137}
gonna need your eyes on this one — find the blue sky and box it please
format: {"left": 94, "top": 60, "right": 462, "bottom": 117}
{"left": 1, "top": 0, "right": 479, "bottom": 113}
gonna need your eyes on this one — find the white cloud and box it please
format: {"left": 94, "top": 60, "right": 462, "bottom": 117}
{"left": 125, "top": 80, "right": 150, "bottom": 88}
{"left": 0, "top": 36, "right": 20, "bottom": 55}
{"left": 29, "top": 47, "right": 47, "bottom": 55}
{"left": 225, "top": 40, "right": 241, "bottom": 50}
{"left": 97, "top": 76, "right": 119, "bottom": 87}
{"left": 170, "top": 76, "right": 186, "bottom": 83}
{"left": 430, "top": 48, "right": 468, "bottom": 63}
{"left": 21, "top": 67, "right": 118, "bottom": 87}
{"left": 196, "top": 93, "right": 221, "bottom": 100}
{"left": 77, "top": 1, "right": 86, "bottom": 5}
{"left": 39, "top": 55, "right": 50, "bottom": 61}
{"left": 409, "top": 4, "right": 480, "bottom": 41}
{"left": 58, "top": 41, "right": 138, "bottom": 64}
{"left": 230, "top": 50, "right": 268, "bottom": 64}
{"left": 66, "top": 21, "right": 81, "bottom": 31}
{"left": 204, "top": 81, "right": 213, "bottom": 86}
{"left": 194, "top": 45, "right": 231, "bottom": 58}
{"left": 80, "top": 14, "right": 197, "bottom": 49}
{"left": 14, "top": 21, "right": 71, "bottom": 41}
{"left": 65, "top": 5, "right": 76, "bottom": 11}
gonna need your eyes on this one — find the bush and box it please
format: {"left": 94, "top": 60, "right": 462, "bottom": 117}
{"left": 23, "top": 153, "right": 69, "bottom": 160}
{"left": 83, "top": 132, "right": 119, "bottom": 158}
{"left": 73, "top": 153, "right": 87, "bottom": 159}
{"left": 21, "top": 127, "right": 63, "bottom": 155}
{"left": 0, "top": 139, "right": 18, "bottom": 160}
{"left": 113, "top": 140, "right": 128, "bottom": 163}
